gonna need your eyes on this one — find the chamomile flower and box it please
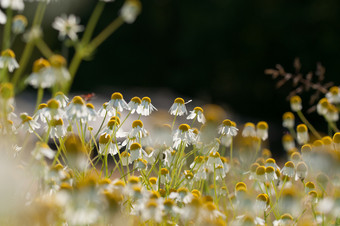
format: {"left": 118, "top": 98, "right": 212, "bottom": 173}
{"left": 137, "top": 96, "right": 157, "bottom": 116}
{"left": 128, "top": 120, "right": 147, "bottom": 138}
{"left": 256, "top": 121, "right": 268, "bottom": 141}
{"left": 326, "top": 86, "right": 340, "bottom": 104}
{"left": 206, "top": 152, "right": 223, "bottom": 171}
{"left": 120, "top": 151, "right": 131, "bottom": 166}
{"left": 256, "top": 193, "right": 269, "bottom": 211}
{"left": 48, "top": 54, "right": 71, "bottom": 86}
{"left": 295, "top": 161, "right": 307, "bottom": 181}
{"left": 44, "top": 99, "right": 65, "bottom": 120}
{"left": 33, "top": 103, "right": 47, "bottom": 122}
{"left": 98, "top": 133, "right": 119, "bottom": 156}
{"left": 31, "top": 142, "right": 55, "bottom": 160}
{"left": 98, "top": 102, "right": 116, "bottom": 117}
{"left": 12, "top": 15, "right": 27, "bottom": 34}
{"left": 120, "top": 0, "right": 142, "bottom": 24}
{"left": 52, "top": 14, "right": 84, "bottom": 41}
{"left": 296, "top": 124, "right": 309, "bottom": 145}
{"left": 85, "top": 103, "right": 97, "bottom": 121}
{"left": 281, "top": 161, "right": 295, "bottom": 178}
{"left": 20, "top": 113, "right": 40, "bottom": 133}
{"left": 290, "top": 95, "right": 302, "bottom": 112}
{"left": 25, "top": 58, "right": 54, "bottom": 89}
{"left": 282, "top": 112, "right": 295, "bottom": 129}
{"left": 187, "top": 107, "right": 206, "bottom": 124}
{"left": 265, "top": 166, "right": 278, "bottom": 181}
{"left": 102, "top": 119, "right": 126, "bottom": 137}
{"left": 0, "top": 82, "right": 15, "bottom": 109}
{"left": 317, "top": 98, "right": 329, "bottom": 116}
{"left": 0, "top": 49, "right": 19, "bottom": 72}
{"left": 173, "top": 124, "right": 196, "bottom": 149}
{"left": 325, "top": 104, "right": 339, "bottom": 122}
{"left": 282, "top": 134, "right": 295, "bottom": 152}
{"left": 333, "top": 132, "right": 340, "bottom": 150}
{"left": 66, "top": 96, "right": 87, "bottom": 121}
{"left": 128, "top": 96, "right": 141, "bottom": 114}
{"left": 242, "top": 122, "right": 256, "bottom": 137}
{"left": 49, "top": 118, "right": 66, "bottom": 138}
{"left": 108, "top": 92, "right": 129, "bottom": 112}
{"left": 1, "top": 0, "right": 24, "bottom": 10}
{"left": 219, "top": 119, "right": 238, "bottom": 136}
{"left": 54, "top": 91, "right": 69, "bottom": 108}
{"left": 129, "top": 142, "right": 147, "bottom": 162}
{"left": 169, "top": 97, "right": 191, "bottom": 116}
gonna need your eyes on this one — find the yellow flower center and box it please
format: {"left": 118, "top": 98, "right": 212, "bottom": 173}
{"left": 194, "top": 106, "right": 203, "bottom": 113}
{"left": 131, "top": 96, "right": 141, "bottom": 104}
{"left": 256, "top": 166, "right": 266, "bottom": 175}
{"left": 128, "top": 176, "right": 139, "bottom": 184}
{"left": 283, "top": 112, "right": 294, "bottom": 120}
{"left": 1, "top": 49, "right": 15, "bottom": 58}
{"left": 244, "top": 122, "right": 255, "bottom": 128}
{"left": 130, "top": 142, "right": 142, "bottom": 150}
{"left": 49, "top": 54, "right": 66, "bottom": 68}
{"left": 13, "top": 15, "right": 27, "bottom": 26}
{"left": 179, "top": 124, "right": 190, "bottom": 131}
{"left": 50, "top": 118, "right": 63, "bottom": 126}
{"left": 265, "top": 166, "right": 275, "bottom": 173}
{"left": 284, "top": 161, "right": 295, "bottom": 168}
{"left": 33, "top": 58, "right": 50, "bottom": 72}
{"left": 235, "top": 182, "right": 247, "bottom": 190}
{"left": 132, "top": 120, "right": 143, "bottom": 128}
{"left": 99, "top": 134, "right": 111, "bottom": 144}
{"left": 38, "top": 103, "right": 47, "bottom": 110}
{"left": 301, "top": 144, "right": 312, "bottom": 153}
{"left": 111, "top": 92, "right": 123, "bottom": 100}
{"left": 86, "top": 103, "right": 95, "bottom": 109}
{"left": 333, "top": 132, "right": 340, "bottom": 144}
{"left": 321, "top": 136, "right": 332, "bottom": 145}
{"left": 330, "top": 86, "right": 339, "bottom": 95}
{"left": 160, "top": 168, "right": 169, "bottom": 175}
{"left": 174, "top": 97, "right": 185, "bottom": 104}
{"left": 290, "top": 95, "right": 301, "bottom": 104}
{"left": 282, "top": 134, "right": 293, "bottom": 142}
{"left": 257, "top": 121, "right": 268, "bottom": 130}
{"left": 149, "top": 177, "right": 157, "bottom": 185}
{"left": 297, "top": 124, "right": 307, "bottom": 133}
{"left": 256, "top": 193, "right": 268, "bottom": 202}
{"left": 142, "top": 96, "right": 151, "bottom": 103}
{"left": 47, "top": 99, "right": 60, "bottom": 109}
{"left": 72, "top": 96, "right": 85, "bottom": 105}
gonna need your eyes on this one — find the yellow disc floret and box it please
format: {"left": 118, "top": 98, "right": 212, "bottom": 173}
{"left": 72, "top": 96, "right": 85, "bottom": 105}
{"left": 283, "top": 112, "right": 294, "bottom": 120}
{"left": 132, "top": 120, "right": 143, "bottom": 128}
{"left": 47, "top": 99, "right": 60, "bottom": 109}
{"left": 179, "top": 124, "right": 190, "bottom": 131}
{"left": 49, "top": 54, "right": 66, "bottom": 68}
{"left": 131, "top": 96, "right": 141, "bottom": 104}
{"left": 290, "top": 95, "right": 301, "bottom": 104}
{"left": 174, "top": 97, "right": 185, "bottom": 104}
{"left": 284, "top": 161, "right": 295, "bottom": 168}
{"left": 257, "top": 121, "right": 268, "bottom": 130}
{"left": 1, "top": 49, "right": 15, "bottom": 58}
{"left": 297, "top": 124, "right": 307, "bottom": 133}
{"left": 111, "top": 92, "right": 123, "bottom": 100}
{"left": 130, "top": 142, "right": 142, "bottom": 150}
{"left": 194, "top": 107, "right": 203, "bottom": 113}
{"left": 33, "top": 58, "right": 50, "bottom": 72}
{"left": 142, "top": 96, "right": 151, "bottom": 103}
{"left": 99, "top": 134, "right": 111, "bottom": 144}
{"left": 333, "top": 132, "right": 340, "bottom": 144}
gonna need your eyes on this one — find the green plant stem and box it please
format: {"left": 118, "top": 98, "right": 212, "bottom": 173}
{"left": 12, "top": 2, "right": 47, "bottom": 87}
{"left": 297, "top": 110, "right": 321, "bottom": 139}
{"left": 2, "top": 8, "right": 13, "bottom": 50}
{"left": 81, "top": 1, "right": 105, "bottom": 45}
{"left": 35, "top": 38, "right": 54, "bottom": 58}
{"left": 35, "top": 87, "right": 44, "bottom": 112}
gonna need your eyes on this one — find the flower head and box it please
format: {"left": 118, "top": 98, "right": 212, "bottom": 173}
{"left": 0, "top": 49, "right": 19, "bottom": 72}
{"left": 169, "top": 97, "right": 191, "bottom": 116}
{"left": 52, "top": 14, "right": 84, "bottom": 41}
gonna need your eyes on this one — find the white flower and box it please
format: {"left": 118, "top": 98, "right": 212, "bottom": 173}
{"left": 256, "top": 121, "right": 268, "bottom": 141}
{"left": 0, "top": 49, "right": 19, "bottom": 72}
{"left": 66, "top": 96, "right": 88, "bottom": 122}
{"left": 326, "top": 86, "right": 340, "bottom": 104}
{"left": 108, "top": 92, "right": 129, "bottom": 112}
{"left": 242, "top": 122, "right": 256, "bottom": 137}
{"left": 129, "top": 142, "right": 148, "bottom": 162}
{"left": 25, "top": 58, "right": 54, "bottom": 89}
{"left": 169, "top": 97, "right": 191, "bottom": 116}
{"left": 52, "top": 14, "right": 84, "bottom": 41}
{"left": 281, "top": 161, "right": 295, "bottom": 178}
{"left": 31, "top": 142, "right": 55, "bottom": 160}
{"left": 49, "top": 118, "right": 66, "bottom": 138}
{"left": 48, "top": 54, "right": 71, "bottom": 86}
{"left": 85, "top": 103, "right": 97, "bottom": 121}
{"left": 98, "top": 133, "right": 119, "bottom": 156}
{"left": 1, "top": 0, "right": 24, "bottom": 11}
{"left": 187, "top": 106, "right": 205, "bottom": 124}
{"left": 290, "top": 96, "right": 302, "bottom": 112}
{"left": 33, "top": 103, "right": 47, "bottom": 122}
{"left": 54, "top": 91, "right": 69, "bottom": 108}
{"left": 98, "top": 102, "right": 116, "bottom": 117}
{"left": 44, "top": 99, "right": 65, "bottom": 120}
{"left": 120, "top": 0, "right": 141, "bottom": 24}
{"left": 128, "top": 96, "right": 141, "bottom": 114}
{"left": 20, "top": 114, "right": 40, "bottom": 133}
{"left": 218, "top": 119, "right": 238, "bottom": 136}
{"left": 296, "top": 124, "right": 309, "bottom": 145}
{"left": 282, "top": 112, "right": 295, "bottom": 129}
{"left": 128, "top": 120, "right": 148, "bottom": 139}
{"left": 137, "top": 96, "right": 157, "bottom": 116}
{"left": 172, "top": 124, "right": 196, "bottom": 149}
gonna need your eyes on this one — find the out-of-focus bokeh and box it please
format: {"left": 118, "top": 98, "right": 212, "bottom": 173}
{"left": 13, "top": 0, "right": 340, "bottom": 156}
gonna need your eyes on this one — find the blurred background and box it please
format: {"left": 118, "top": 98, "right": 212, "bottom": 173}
{"left": 15, "top": 0, "right": 340, "bottom": 157}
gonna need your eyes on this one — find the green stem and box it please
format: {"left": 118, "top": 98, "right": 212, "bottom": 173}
{"left": 11, "top": 2, "right": 47, "bottom": 88}
{"left": 81, "top": 1, "right": 105, "bottom": 45}
{"left": 35, "top": 38, "right": 54, "bottom": 58}
{"left": 2, "top": 8, "right": 13, "bottom": 50}
{"left": 35, "top": 87, "right": 44, "bottom": 112}
{"left": 297, "top": 110, "right": 321, "bottom": 139}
